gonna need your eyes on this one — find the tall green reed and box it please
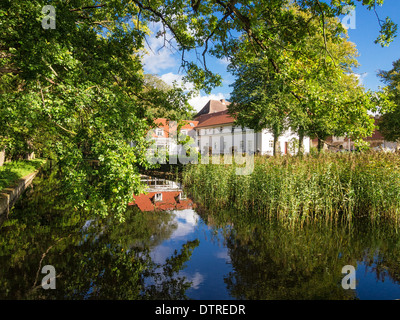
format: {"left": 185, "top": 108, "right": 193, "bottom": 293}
{"left": 182, "top": 152, "right": 400, "bottom": 226}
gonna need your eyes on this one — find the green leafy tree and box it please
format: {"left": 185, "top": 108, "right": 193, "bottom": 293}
{"left": 228, "top": 5, "right": 379, "bottom": 154}
{"left": 229, "top": 57, "right": 293, "bottom": 156}
{"left": 377, "top": 59, "right": 400, "bottom": 143}
{"left": 0, "top": 0, "right": 397, "bottom": 218}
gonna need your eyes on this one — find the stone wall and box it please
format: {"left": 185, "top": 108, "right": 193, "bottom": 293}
{"left": 0, "top": 170, "right": 39, "bottom": 225}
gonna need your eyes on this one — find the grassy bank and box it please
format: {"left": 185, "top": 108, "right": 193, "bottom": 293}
{"left": 181, "top": 152, "right": 400, "bottom": 225}
{"left": 0, "top": 159, "right": 46, "bottom": 192}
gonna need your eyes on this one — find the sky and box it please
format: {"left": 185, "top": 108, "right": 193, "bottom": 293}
{"left": 141, "top": 1, "right": 400, "bottom": 113}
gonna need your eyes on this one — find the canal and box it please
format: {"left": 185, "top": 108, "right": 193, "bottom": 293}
{"left": 1, "top": 171, "right": 400, "bottom": 300}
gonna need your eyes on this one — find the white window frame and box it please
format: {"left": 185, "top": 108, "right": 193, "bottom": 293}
{"left": 179, "top": 192, "right": 187, "bottom": 200}
{"left": 154, "top": 193, "right": 163, "bottom": 202}
{"left": 269, "top": 140, "right": 274, "bottom": 149}
{"left": 156, "top": 128, "right": 164, "bottom": 137}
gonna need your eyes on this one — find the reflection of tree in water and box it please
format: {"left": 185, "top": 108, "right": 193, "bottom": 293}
{"left": 201, "top": 209, "right": 400, "bottom": 300}
{"left": 0, "top": 168, "right": 198, "bottom": 299}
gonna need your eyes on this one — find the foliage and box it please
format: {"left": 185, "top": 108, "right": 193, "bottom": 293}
{"left": 227, "top": 5, "right": 378, "bottom": 154}
{"left": 377, "top": 59, "right": 400, "bottom": 142}
{"left": 0, "top": 0, "right": 397, "bottom": 218}
{"left": 0, "top": 167, "right": 197, "bottom": 299}
{"left": 0, "top": 159, "right": 45, "bottom": 191}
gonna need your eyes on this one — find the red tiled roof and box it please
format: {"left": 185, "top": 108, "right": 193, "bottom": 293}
{"left": 128, "top": 191, "right": 194, "bottom": 211}
{"left": 154, "top": 118, "right": 169, "bottom": 137}
{"left": 195, "top": 109, "right": 235, "bottom": 128}
{"left": 179, "top": 120, "right": 199, "bottom": 130}
{"left": 152, "top": 119, "right": 198, "bottom": 137}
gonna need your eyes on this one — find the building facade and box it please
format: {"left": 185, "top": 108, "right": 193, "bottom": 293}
{"left": 311, "top": 116, "right": 399, "bottom": 152}
{"left": 151, "top": 99, "right": 311, "bottom": 156}
{"left": 193, "top": 99, "right": 310, "bottom": 156}
{"left": 150, "top": 118, "right": 198, "bottom": 156}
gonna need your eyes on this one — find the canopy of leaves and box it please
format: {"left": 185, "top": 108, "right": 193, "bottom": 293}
{"left": 228, "top": 5, "right": 378, "bottom": 150}
{"left": 378, "top": 59, "right": 400, "bottom": 142}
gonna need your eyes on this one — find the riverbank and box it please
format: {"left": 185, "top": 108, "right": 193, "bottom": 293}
{"left": 0, "top": 159, "right": 46, "bottom": 222}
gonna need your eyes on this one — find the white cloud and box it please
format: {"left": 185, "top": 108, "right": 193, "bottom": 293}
{"left": 150, "top": 244, "right": 175, "bottom": 265}
{"left": 188, "top": 92, "right": 229, "bottom": 112}
{"left": 160, "top": 72, "right": 195, "bottom": 91}
{"left": 169, "top": 209, "right": 199, "bottom": 239}
{"left": 184, "top": 271, "right": 205, "bottom": 290}
{"left": 215, "top": 250, "right": 231, "bottom": 263}
{"left": 159, "top": 72, "right": 231, "bottom": 113}
{"left": 142, "top": 23, "right": 178, "bottom": 74}
{"left": 352, "top": 72, "right": 368, "bottom": 85}
{"left": 218, "top": 57, "right": 230, "bottom": 66}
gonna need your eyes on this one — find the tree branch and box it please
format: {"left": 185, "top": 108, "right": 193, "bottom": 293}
{"left": 69, "top": 5, "right": 106, "bottom": 12}
{"left": 37, "top": 80, "right": 77, "bottom": 136}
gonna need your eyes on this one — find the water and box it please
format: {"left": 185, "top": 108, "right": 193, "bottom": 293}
{"left": 1, "top": 172, "right": 400, "bottom": 300}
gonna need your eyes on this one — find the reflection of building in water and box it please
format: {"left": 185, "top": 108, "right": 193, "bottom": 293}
{"left": 129, "top": 175, "right": 194, "bottom": 211}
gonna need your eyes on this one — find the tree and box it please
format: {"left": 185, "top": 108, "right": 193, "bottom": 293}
{"left": 0, "top": 1, "right": 192, "bottom": 220}
{"left": 0, "top": 0, "right": 397, "bottom": 219}
{"left": 229, "top": 57, "right": 293, "bottom": 156}
{"left": 227, "top": 5, "right": 379, "bottom": 154}
{"left": 377, "top": 59, "right": 400, "bottom": 142}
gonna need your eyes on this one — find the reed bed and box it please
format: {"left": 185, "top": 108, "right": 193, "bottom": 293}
{"left": 181, "top": 152, "right": 400, "bottom": 226}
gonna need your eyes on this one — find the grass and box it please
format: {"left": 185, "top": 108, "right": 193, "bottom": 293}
{"left": 0, "top": 159, "right": 46, "bottom": 192}
{"left": 182, "top": 151, "right": 400, "bottom": 226}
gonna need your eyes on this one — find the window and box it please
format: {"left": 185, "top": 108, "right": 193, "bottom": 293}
{"left": 220, "top": 127, "right": 223, "bottom": 133}
{"left": 240, "top": 140, "right": 244, "bottom": 151}
{"left": 156, "top": 128, "right": 164, "bottom": 137}
{"left": 156, "top": 143, "right": 168, "bottom": 151}
{"left": 269, "top": 140, "right": 274, "bottom": 148}
{"left": 248, "top": 140, "right": 253, "bottom": 152}
{"left": 154, "top": 193, "right": 163, "bottom": 202}
{"left": 179, "top": 192, "right": 187, "bottom": 200}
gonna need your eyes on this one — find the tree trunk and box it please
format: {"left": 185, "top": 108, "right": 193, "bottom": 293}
{"left": 273, "top": 134, "right": 279, "bottom": 156}
{"left": 317, "top": 138, "right": 324, "bottom": 152}
{"left": 298, "top": 127, "right": 304, "bottom": 156}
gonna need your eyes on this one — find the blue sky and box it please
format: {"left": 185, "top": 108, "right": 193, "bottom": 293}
{"left": 142, "top": 1, "right": 400, "bottom": 112}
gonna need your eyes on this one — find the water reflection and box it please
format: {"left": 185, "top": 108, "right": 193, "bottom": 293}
{"left": 199, "top": 208, "right": 400, "bottom": 300}
{"left": 1, "top": 169, "right": 400, "bottom": 300}
{"left": 129, "top": 175, "right": 194, "bottom": 211}
{"left": 0, "top": 170, "right": 198, "bottom": 300}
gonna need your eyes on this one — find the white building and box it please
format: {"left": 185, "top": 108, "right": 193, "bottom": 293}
{"left": 149, "top": 118, "right": 198, "bottom": 158}
{"left": 193, "top": 99, "right": 310, "bottom": 156}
